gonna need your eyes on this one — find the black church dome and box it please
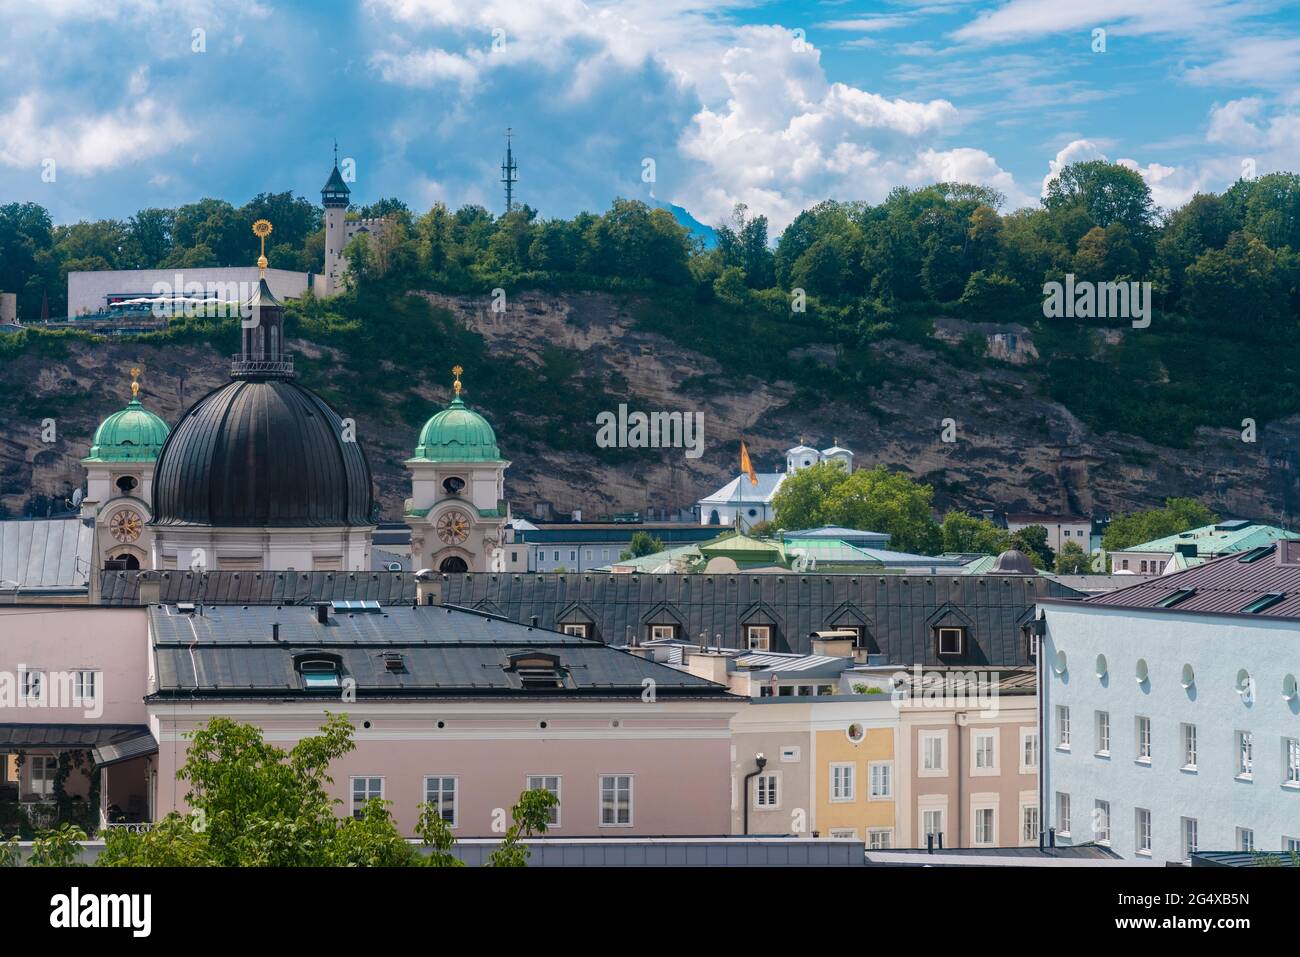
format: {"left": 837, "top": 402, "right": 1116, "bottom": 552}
{"left": 150, "top": 377, "right": 374, "bottom": 528}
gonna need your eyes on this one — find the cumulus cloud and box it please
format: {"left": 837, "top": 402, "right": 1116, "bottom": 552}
{"left": 1040, "top": 138, "right": 1107, "bottom": 196}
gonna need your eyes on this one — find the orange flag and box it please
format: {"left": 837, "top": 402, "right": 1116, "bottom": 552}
{"left": 739, "top": 440, "right": 758, "bottom": 486}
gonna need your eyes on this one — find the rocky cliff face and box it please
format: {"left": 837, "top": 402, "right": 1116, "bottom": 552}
{"left": 4, "top": 290, "right": 1298, "bottom": 523}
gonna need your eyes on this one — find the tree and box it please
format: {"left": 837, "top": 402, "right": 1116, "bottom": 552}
{"left": 486, "top": 788, "right": 559, "bottom": 867}
{"left": 619, "top": 531, "right": 664, "bottom": 561}
{"left": 1101, "top": 498, "right": 1218, "bottom": 552}
{"left": 770, "top": 461, "right": 852, "bottom": 531}
{"left": 941, "top": 512, "right": 1006, "bottom": 554}
{"left": 1054, "top": 540, "right": 1092, "bottom": 574}
{"left": 1004, "top": 525, "right": 1053, "bottom": 569}
{"left": 774, "top": 463, "right": 941, "bottom": 554}
{"left": 1043, "top": 160, "right": 1155, "bottom": 235}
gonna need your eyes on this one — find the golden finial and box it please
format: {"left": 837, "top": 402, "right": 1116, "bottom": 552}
{"left": 252, "top": 219, "right": 273, "bottom": 278}
{"left": 452, "top": 364, "right": 464, "bottom": 397}
{"left": 130, "top": 367, "right": 141, "bottom": 400}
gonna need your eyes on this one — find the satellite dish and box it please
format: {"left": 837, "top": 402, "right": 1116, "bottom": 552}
{"left": 71, "top": 488, "right": 84, "bottom": 507}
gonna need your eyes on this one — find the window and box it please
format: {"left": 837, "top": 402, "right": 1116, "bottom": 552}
{"left": 553, "top": 551, "right": 560, "bottom": 562}
{"left": 1237, "top": 827, "right": 1255, "bottom": 852}
{"left": 1284, "top": 737, "right": 1300, "bottom": 787}
{"left": 921, "top": 809, "right": 945, "bottom": 845}
{"left": 829, "top": 828, "right": 857, "bottom": 840}
{"left": 73, "top": 669, "right": 96, "bottom": 702}
{"left": 1026, "top": 628, "right": 1039, "bottom": 661}
{"left": 868, "top": 761, "right": 892, "bottom": 799}
{"left": 973, "top": 806, "right": 996, "bottom": 846}
{"left": 1181, "top": 723, "right": 1197, "bottom": 770}
{"left": 920, "top": 731, "right": 946, "bottom": 773}
{"left": 745, "top": 625, "right": 771, "bottom": 651}
{"left": 1095, "top": 711, "right": 1111, "bottom": 756}
{"left": 1182, "top": 817, "right": 1198, "bottom": 861}
{"left": 561, "top": 623, "right": 588, "bottom": 638}
{"left": 648, "top": 624, "right": 676, "bottom": 641}
{"left": 350, "top": 776, "right": 383, "bottom": 819}
{"left": 1121, "top": 560, "right": 1129, "bottom": 570}
{"left": 1022, "top": 805, "right": 1040, "bottom": 844}
{"left": 1094, "top": 800, "right": 1111, "bottom": 844}
{"left": 936, "top": 627, "right": 964, "bottom": 656}
{"left": 973, "top": 730, "right": 996, "bottom": 772}
{"left": 20, "top": 669, "right": 43, "bottom": 702}
{"left": 1136, "top": 716, "right": 1151, "bottom": 762}
{"left": 29, "top": 755, "right": 56, "bottom": 797}
{"left": 830, "top": 764, "right": 855, "bottom": 802}
{"left": 755, "top": 773, "right": 780, "bottom": 808}
{"left": 1056, "top": 792, "right": 1071, "bottom": 837}
{"left": 1286, "top": 837, "right": 1300, "bottom": 854}
{"left": 299, "top": 657, "right": 341, "bottom": 690}
{"left": 1236, "top": 731, "right": 1253, "bottom": 778}
{"left": 1140, "top": 561, "right": 1148, "bottom": 573}
{"left": 424, "top": 776, "right": 457, "bottom": 827}
{"left": 1020, "top": 729, "right": 1039, "bottom": 772}
{"left": 868, "top": 828, "right": 893, "bottom": 849}
{"left": 1136, "top": 808, "right": 1152, "bottom": 855}
{"left": 1056, "top": 705, "right": 1071, "bottom": 749}
{"left": 569, "top": 550, "right": 576, "bottom": 562}
{"left": 526, "top": 775, "right": 561, "bottom": 827}
{"left": 600, "top": 774, "right": 633, "bottom": 826}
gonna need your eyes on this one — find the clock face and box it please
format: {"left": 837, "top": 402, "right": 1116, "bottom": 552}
{"left": 110, "top": 509, "right": 143, "bottom": 543}
{"left": 436, "top": 509, "right": 471, "bottom": 545}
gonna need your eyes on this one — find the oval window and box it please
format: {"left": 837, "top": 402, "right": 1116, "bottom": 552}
{"left": 1053, "top": 650, "right": 1068, "bottom": 676}
{"left": 1135, "top": 658, "right": 1149, "bottom": 684}
{"left": 1181, "top": 664, "right": 1195, "bottom": 689}
{"left": 1095, "top": 654, "right": 1107, "bottom": 679}
{"left": 846, "top": 723, "right": 865, "bottom": 743}
{"left": 1284, "top": 674, "right": 1298, "bottom": 702}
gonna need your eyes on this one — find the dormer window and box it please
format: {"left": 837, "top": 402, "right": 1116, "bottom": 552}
{"left": 295, "top": 652, "right": 343, "bottom": 689}
{"left": 745, "top": 625, "right": 771, "bottom": 651}
{"left": 381, "top": 652, "right": 407, "bottom": 674}
{"left": 936, "top": 627, "right": 965, "bottom": 657}
{"left": 504, "top": 650, "right": 568, "bottom": 690}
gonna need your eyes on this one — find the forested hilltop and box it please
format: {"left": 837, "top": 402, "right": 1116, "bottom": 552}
{"left": 3, "top": 161, "right": 1300, "bottom": 521}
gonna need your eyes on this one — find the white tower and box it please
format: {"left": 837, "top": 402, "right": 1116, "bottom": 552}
{"left": 321, "top": 144, "right": 351, "bottom": 297}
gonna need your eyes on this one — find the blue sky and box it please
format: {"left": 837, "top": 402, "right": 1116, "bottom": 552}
{"left": 3, "top": 0, "right": 1299, "bottom": 231}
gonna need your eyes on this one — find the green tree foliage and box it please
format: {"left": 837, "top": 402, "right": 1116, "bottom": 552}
{"left": 1101, "top": 498, "right": 1219, "bottom": 552}
{"left": 1054, "top": 540, "right": 1092, "bottom": 574}
{"left": 619, "top": 530, "right": 664, "bottom": 561}
{"left": 772, "top": 463, "right": 941, "bottom": 554}
{"left": 940, "top": 512, "right": 1007, "bottom": 554}
{"left": 1003, "top": 525, "right": 1054, "bottom": 569}
{"left": 486, "top": 788, "right": 559, "bottom": 867}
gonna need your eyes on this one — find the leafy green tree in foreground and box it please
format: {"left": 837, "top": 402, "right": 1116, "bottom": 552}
{"left": 620, "top": 530, "right": 665, "bottom": 561}
{"left": 1054, "top": 540, "right": 1093, "bottom": 574}
{"left": 772, "top": 463, "right": 942, "bottom": 554}
{"left": 87, "top": 715, "right": 552, "bottom": 867}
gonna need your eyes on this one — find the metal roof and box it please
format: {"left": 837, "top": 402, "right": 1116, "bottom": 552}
{"left": 438, "top": 571, "right": 1081, "bottom": 664}
{"left": 147, "top": 603, "right": 735, "bottom": 701}
{"left": 698, "top": 473, "right": 785, "bottom": 505}
{"left": 1111, "top": 521, "right": 1296, "bottom": 556}
{"left": 100, "top": 569, "right": 418, "bottom": 605}
{"left": 1056, "top": 542, "right": 1300, "bottom": 621}
{"left": 0, "top": 723, "right": 150, "bottom": 750}
{"left": 0, "top": 518, "right": 93, "bottom": 593}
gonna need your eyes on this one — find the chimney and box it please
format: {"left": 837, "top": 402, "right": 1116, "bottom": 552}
{"left": 415, "top": 575, "right": 441, "bottom": 607}
{"left": 685, "top": 650, "right": 733, "bottom": 687}
{"left": 529, "top": 615, "right": 538, "bottom": 628}
{"left": 137, "top": 573, "right": 162, "bottom": 606}
{"left": 810, "top": 631, "right": 855, "bottom": 659}
{"left": 315, "top": 601, "right": 330, "bottom": 624}
{"left": 1277, "top": 539, "right": 1300, "bottom": 566}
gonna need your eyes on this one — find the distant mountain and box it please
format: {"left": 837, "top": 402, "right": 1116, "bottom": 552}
{"left": 654, "top": 201, "right": 716, "bottom": 248}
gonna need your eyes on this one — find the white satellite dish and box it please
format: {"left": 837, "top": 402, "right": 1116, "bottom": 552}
{"left": 71, "top": 488, "right": 84, "bottom": 507}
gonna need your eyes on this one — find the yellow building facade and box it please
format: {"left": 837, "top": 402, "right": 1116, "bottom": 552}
{"left": 810, "top": 701, "right": 898, "bottom": 845}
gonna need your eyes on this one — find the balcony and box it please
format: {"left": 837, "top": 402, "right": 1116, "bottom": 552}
{"left": 231, "top": 354, "right": 294, "bottom": 377}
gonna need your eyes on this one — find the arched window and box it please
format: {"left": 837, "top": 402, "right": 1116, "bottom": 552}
{"left": 439, "top": 556, "right": 469, "bottom": 573}
{"left": 708, "top": 509, "right": 720, "bottom": 525}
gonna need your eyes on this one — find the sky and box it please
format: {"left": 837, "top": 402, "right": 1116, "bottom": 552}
{"left": 2, "top": 0, "right": 1299, "bottom": 232}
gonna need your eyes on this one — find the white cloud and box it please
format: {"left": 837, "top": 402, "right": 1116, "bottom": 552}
{"left": 1040, "top": 138, "right": 1107, "bottom": 196}
{"left": 952, "top": 0, "right": 1257, "bottom": 45}
{"left": 1185, "top": 36, "right": 1300, "bottom": 88}
{"left": 0, "top": 94, "right": 193, "bottom": 174}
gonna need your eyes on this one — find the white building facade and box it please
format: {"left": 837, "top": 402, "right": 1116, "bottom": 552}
{"left": 1040, "top": 598, "right": 1300, "bottom": 862}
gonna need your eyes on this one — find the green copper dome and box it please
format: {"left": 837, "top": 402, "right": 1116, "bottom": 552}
{"left": 411, "top": 394, "right": 502, "bottom": 462}
{"left": 84, "top": 396, "right": 171, "bottom": 463}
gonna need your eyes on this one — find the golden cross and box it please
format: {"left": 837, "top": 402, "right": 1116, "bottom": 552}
{"left": 452, "top": 364, "right": 463, "bottom": 396}
{"left": 130, "top": 366, "right": 141, "bottom": 399}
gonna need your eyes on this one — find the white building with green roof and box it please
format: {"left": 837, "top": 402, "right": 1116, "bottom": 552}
{"left": 1108, "top": 520, "right": 1298, "bottom": 576}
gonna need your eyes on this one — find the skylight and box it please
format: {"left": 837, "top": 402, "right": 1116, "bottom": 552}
{"left": 1241, "top": 593, "right": 1286, "bottom": 614}
{"left": 1237, "top": 546, "right": 1273, "bottom": 564}
{"left": 1156, "top": 588, "right": 1196, "bottom": 608}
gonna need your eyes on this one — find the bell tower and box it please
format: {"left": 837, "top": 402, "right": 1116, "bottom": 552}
{"left": 321, "top": 142, "right": 351, "bottom": 296}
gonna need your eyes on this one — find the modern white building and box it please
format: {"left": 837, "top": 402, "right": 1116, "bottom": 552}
{"left": 1005, "top": 513, "right": 1092, "bottom": 555}
{"left": 1039, "top": 541, "right": 1300, "bottom": 863}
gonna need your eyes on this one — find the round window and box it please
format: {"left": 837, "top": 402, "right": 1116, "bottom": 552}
{"left": 1135, "top": 658, "right": 1149, "bottom": 684}
{"left": 846, "top": 723, "right": 865, "bottom": 743}
{"left": 1181, "top": 663, "right": 1195, "bottom": 689}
